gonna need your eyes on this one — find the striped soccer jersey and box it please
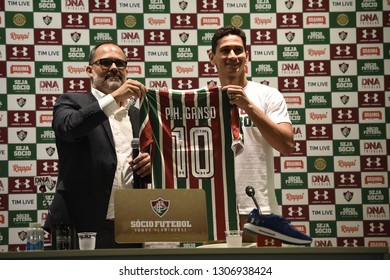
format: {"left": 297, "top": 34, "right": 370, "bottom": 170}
{"left": 139, "top": 86, "right": 243, "bottom": 241}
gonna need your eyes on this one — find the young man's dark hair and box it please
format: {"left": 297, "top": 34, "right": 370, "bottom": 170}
{"left": 211, "top": 25, "right": 247, "bottom": 54}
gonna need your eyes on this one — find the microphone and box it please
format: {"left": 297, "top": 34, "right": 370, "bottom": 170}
{"left": 131, "top": 138, "right": 142, "bottom": 189}
{"left": 245, "top": 186, "right": 262, "bottom": 215}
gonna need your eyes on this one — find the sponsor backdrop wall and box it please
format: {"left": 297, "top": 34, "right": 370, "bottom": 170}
{"left": 0, "top": 0, "right": 389, "bottom": 251}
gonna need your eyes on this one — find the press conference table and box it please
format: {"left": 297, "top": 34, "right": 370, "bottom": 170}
{"left": 1, "top": 246, "right": 389, "bottom": 260}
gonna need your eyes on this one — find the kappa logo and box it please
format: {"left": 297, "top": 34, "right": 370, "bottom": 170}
{"left": 151, "top": 197, "right": 170, "bottom": 217}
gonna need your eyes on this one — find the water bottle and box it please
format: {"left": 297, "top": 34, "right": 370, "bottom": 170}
{"left": 26, "top": 222, "right": 44, "bottom": 251}
{"left": 51, "top": 223, "right": 76, "bottom": 250}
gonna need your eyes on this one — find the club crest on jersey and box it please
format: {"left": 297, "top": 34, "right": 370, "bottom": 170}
{"left": 151, "top": 197, "right": 170, "bottom": 217}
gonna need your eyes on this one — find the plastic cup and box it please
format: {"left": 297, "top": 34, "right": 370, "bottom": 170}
{"left": 77, "top": 232, "right": 97, "bottom": 250}
{"left": 225, "top": 230, "right": 243, "bottom": 247}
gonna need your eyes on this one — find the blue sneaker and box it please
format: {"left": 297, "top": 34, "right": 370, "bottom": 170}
{"left": 243, "top": 209, "right": 312, "bottom": 245}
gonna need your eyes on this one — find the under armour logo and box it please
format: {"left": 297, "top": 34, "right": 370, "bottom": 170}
{"left": 14, "top": 179, "right": 32, "bottom": 189}
{"left": 363, "top": 93, "right": 379, "bottom": 103}
{"left": 288, "top": 207, "right": 303, "bottom": 216}
{"left": 294, "top": 142, "right": 301, "bottom": 152}
{"left": 177, "top": 80, "right": 193, "bottom": 89}
{"left": 69, "top": 80, "right": 85, "bottom": 90}
{"left": 369, "top": 222, "right": 384, "bottom": 232}
{"left": 202, "top": 0, "right": 217, "bottom": 9}
{"left": 314, "top": 190, "right": 329, "bottom": 200}
{"left": 338, "top": 109, "right": 353, "bottom": 119}
{"left": 40, "top": 31, "right": 56, "bottom": 40}
{"left": 309, "top": 62, "right": 324, "bottom": 72}
{"left": 311, "top": 126, "right": 326, "bottom": 136}
{"left": 340, "top": 174, "right": 355, "bottom": 184}
{"left": 176, "top": 15, "right": 191, "bottom": 25}
{"left": 336, "top": 46, "right": 351, "bottom": 55}
{"left": 150, "top": 31, "right": 165, "bottom": 41}
{"left": 95, "top": 0, "right": 110, "bottom": 8}
{"left": 362, "top": 29, "right": 377, "bottom": 39}
{"left": 67, "top": 15, "right": 83, "bottom": 24}
{"left": 284, "top": 78, "right": 299, "bottom": 88}
{"left": 14, "top": 113, "right": 30, "bottom": 122}
{"left": 204, "top": 63, "right": 217, "bottom": 73}
{"left": 41, "top": 96, "right": 57, "bottom": 106}
{"left": 342, "top": 239, "right": 358, "bottom": 247}
{"left": 12, "top": 47, "right": 28, "bottom": 57}
{"left": 256, "top": 31, "right": 271, "bottom": 40}
{"left": 308, "top": 0, "right": 323, "bottom": 8}
{"left": 42, "top": 162, "right": 59, "bottom": 172}
{"left": 366, "top": 157, "right": 381, "bottom": 167}
{"left": 264, "top": 238, "right": 277, "bottom": 246}
{"left": 282, "top": 14, "right": 297, "bottom": 24}
{"left": 123, "top": 47, "right": 139, "bottom": 58}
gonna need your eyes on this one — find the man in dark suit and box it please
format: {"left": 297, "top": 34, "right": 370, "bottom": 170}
{"left": 44, "top": 42, "right": 151, "bottom": 248}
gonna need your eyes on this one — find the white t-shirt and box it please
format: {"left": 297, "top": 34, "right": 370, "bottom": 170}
{"left": 235, "top": 81, "right": 291, "bottom": 215}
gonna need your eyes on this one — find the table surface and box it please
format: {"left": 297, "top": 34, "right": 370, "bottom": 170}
{"left": 1, "top": 246, "right": 389, "bottom": 260}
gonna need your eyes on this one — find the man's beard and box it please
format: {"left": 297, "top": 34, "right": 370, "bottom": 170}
{"left": 95, "top": 75, "right": 123, "bottom": 93}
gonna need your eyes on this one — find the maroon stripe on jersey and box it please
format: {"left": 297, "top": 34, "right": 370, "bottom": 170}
{"left": 160, "top": 89, "right": 174, "bottom": 188}
{"left": 209, "top": 87, "right": 227, "bottom": 239}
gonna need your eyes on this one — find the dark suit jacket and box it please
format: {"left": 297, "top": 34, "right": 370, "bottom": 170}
{"left": 44, "top": 92, "right": 141, "bottom": 234}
